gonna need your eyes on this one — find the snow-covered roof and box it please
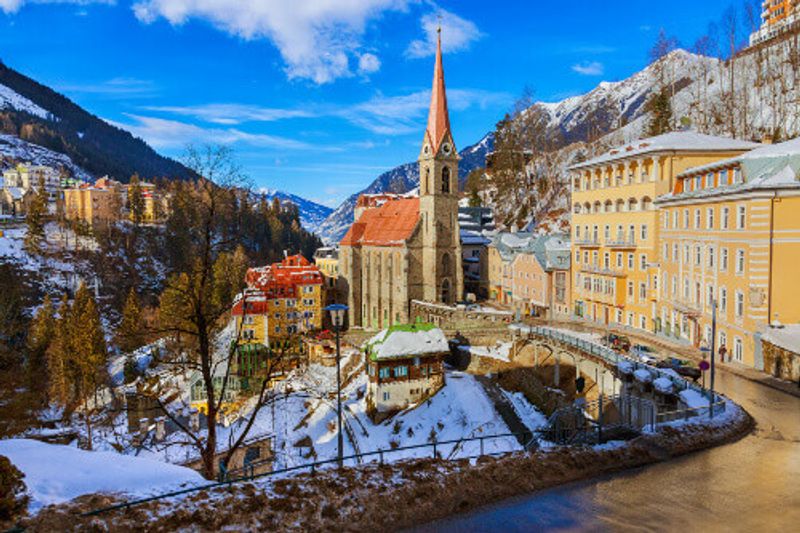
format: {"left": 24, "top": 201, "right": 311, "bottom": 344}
{"left": 659, "top": 138, "right": 800, "bottom": 203}
{"left": 761, "top": 324, "right": 800, "bottom": 354}
{"left": 460, "top": 229, "right": 491, "bottom": 246}
{"left": 365, "top": 324, "right": 449, "bottom": 361}
{"left": 570, "top": 131, "right": 759, "bottom": 170}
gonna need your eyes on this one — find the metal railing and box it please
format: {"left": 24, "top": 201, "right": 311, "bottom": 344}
{"left": 511, "top": 324, "right": 725, "bottom": 414}
{"left": 82, "top": 431, "right": 531, "bottom": 517}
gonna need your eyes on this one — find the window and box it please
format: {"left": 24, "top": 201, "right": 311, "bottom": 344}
{"left": 441, "top": 166, "right": 450, "bottom": 193}
{"left": 733, "top": 168, "right": 743, "bottom": 184}
{"left": 663, "top": 243, "right": 669, "bottom": 261}
{"left": 627, "top": 281, "right": 634, "bottom": 297}
{"left": 379, "top": 367, "right": 391, "bottom": 379}
{"left": 694, "top": 209, "right": 701, "bottom": 229}
{"left": 640, "top": 315, "right": 647, "bottom": 329}
{"left": 707, "top": 285, "right": 714, "bottom": 307}
{"left": 721, "top": 248, "right": 729, "bottom": 271}
{"left": 736, "top": 249, "right": 745, "bottom": 274}
{"left": 576, "top": 226, "right": 581, "bottom": 238}
{"left": 720, "top": 169, "right": 729, "bottom": 185}
{"left": 575, "top": 251, "right": 580, "bottom": 263}
{"left": 641, "top": 224, "right": 648, "bottom": 241}
{"left": 719, "top": 330, "right": 727, "bottom": 351}
{"left": 640, "top": 254, "right": 647, "bottom": 270}
{"left": 604, "top": 225, "right": 610, "bottom": 241}
{"left": 639, "top": 282, "right": 647, "bottom": 300}
{"left": 734, "top": 338, "right": 744, "bottom": 362}
{"left": 737, "top": 205, "right": 746, "bottom": 229}
{"left": 705, "top": 173, "right": 714, "bottom": 188}
{"left": 719, "top": 287, "right": 728, "bottom": 313}
{"left": 735, "top": 291, "right": 744, "bottom": 318}
{"left": 628, "top": 254, "right": 634, "bottom": 270}
{"left": 616, "top": 252, "right": 623, "bottom": 268}
{"left": 672, "top": 243, "right": 678, "bottom": 263}
{"left": 394, "top": 366, "right": 408, "bottom": 378}
{"left": 683, "top": 278, "right": 690, "bottom": 300}
{"left": 722, "top": 207, "right": 729, "bottom": 229}
{"left": 707, "top": 208, "right": 714, "bottom": 229}
{"left": 671, "top": 275, "right": 677, "bottom": 297}
{"left": 383, "top": 391, "right": 391, "bottom": 401}
{"left": 604, "top": 252, "right": 610, "bottom": 269}
{"left": 708, "top": 246, "right": 715, "bottom": 269}
{"left": 695, "top": 245, "right": 702, "bottom": 266}
{"left": 683, "top": 209, "right": 689, "bottom": 229}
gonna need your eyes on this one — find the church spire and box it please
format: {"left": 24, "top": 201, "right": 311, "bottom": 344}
{"left": 425, "top": 26, "right": 451, "bottom": 155}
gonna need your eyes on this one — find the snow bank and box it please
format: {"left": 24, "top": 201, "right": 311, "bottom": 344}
{"left": 653, "top": 377, "right": 674, "bottom": 394}
{"left": 679, "top": 389, "right": 709, "bottom": 409}
{"left": 461, "top": 342, "right": 512, "bottom": 362}
{"left": 0, "top": 439, "right": 204, "bottom": 512}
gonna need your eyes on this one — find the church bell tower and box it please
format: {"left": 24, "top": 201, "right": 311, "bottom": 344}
{"left": 419, "top": 28, "right": 463, "bottom": 305}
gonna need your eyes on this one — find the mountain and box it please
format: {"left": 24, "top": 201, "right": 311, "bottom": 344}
{"left": 261, "top": 189, "right": 333, "bottom": 234}
{"left": 0, "top": 134, "right": 92, "bottom": 181}
{"left": 0, "top": 60, "right": 192, "bottom": 182}
{"left": 316, "top": 132, "right": 493, "bottom": 243}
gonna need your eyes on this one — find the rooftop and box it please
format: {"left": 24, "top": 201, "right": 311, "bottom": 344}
{"left": 365, "top": 323, "right": 449, "bottom": 361}
{"left": 341, "top": 197, "right": 420, "bottom": 247}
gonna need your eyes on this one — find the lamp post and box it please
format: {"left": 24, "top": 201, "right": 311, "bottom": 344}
{"left": 325, "top": 303, "right": 348, "bottom": 468}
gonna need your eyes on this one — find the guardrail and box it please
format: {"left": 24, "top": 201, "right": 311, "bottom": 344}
{"left": 82, "top": 431, "right": 530, "bottom": 517}
{"left": 512, "top": 324, "right": 725, "bottom": 414}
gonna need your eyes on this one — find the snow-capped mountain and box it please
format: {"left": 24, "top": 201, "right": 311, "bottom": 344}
{"left": 0, "top": 134, "right": 92, "bottom": 181}
{"left": 316, "top": 133, "right": 494, "bottom": 243}
{"left": 261, "top": 188, "right": 333, "bottom": 234}
{"left": 0, "top": 61, "right": 191, "bottom": 182}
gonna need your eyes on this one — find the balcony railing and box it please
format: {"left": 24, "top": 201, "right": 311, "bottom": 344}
{"left": 575, "top": 238, "right": 601, "bottom": 247}
{"left": 607, "top": 237, "right": 637, "bottom": 249}
{"left": 579, "top": 265, "right": 626, "bottom": 278}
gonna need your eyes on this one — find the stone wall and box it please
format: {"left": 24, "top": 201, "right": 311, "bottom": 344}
{"left": 410, "top": 300, "right": 513, "bottom": 331}
{"left": 761, "top": 340, "right": 800, "bottom": 382}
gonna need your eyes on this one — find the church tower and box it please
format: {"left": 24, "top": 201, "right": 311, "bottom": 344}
{"left": 419, "top": 28, "right": 463, "bottom": 305}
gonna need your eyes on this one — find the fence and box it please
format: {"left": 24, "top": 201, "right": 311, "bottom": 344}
{"left": 545, "top": 394, "right": 657, "bottom": 444}
{"left": 82, "top": 431, "right": 530, "bottom": 517}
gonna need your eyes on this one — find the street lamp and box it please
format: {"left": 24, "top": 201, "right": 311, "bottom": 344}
{"left": 325, "top": 303, "right": 348, "bottom": 467}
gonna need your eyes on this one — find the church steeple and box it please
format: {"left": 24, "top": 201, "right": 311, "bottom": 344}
{"left": 424, "top": 27, "right": 452, "bottom": 156}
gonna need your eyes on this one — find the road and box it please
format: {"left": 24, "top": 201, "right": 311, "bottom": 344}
{"left": 417, "top": 366, "right": 800, "bottom": 532}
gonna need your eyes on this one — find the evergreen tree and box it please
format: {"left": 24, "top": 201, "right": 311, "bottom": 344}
{"left": 116, "top": 288, "right": 145, "bottom": 354}
{"left": 646, "top": 88, "right": 674, "bottom": 136}
{"left": 24, "top": 176, "right": 47, "bottom": 254}
{"left": 46, "top": 296, "right": 70, "bottom": 406}
{"left": 128, "top": 174, "right": 145, "bottom": 226}
{"left": 27, "top": 294, "right": 55, "bottom": 393}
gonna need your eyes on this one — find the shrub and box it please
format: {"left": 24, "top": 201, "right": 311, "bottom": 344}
{"left": 0, "top": 455, "right": 28, "bottom": 522}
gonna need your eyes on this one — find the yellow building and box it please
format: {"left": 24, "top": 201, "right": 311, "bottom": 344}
{"left": 655, "top": 138, "right": 800, "bottom": 369}
{"left": 313, "top": 246, "right": 339, "bottom": 286}
{"left": 64, "top": 177, "right": 123, "bottom": 227}
{"left": 569, "top": 132, "right": 758, "bottom": 332}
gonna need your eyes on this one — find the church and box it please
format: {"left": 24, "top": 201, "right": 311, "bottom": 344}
{"left": 340, "top": 30, "right": 463, "bottom": 330}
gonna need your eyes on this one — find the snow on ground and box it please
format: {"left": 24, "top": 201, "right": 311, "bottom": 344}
{"left": 0, "top": 439, "right": 204, "bottom": 512}
{"left": 500, "top": 389, "right": 548, "bottom": 432}
{"left": 460, "top": 342, "right": 512, "bottom": 362}
{"left": 0, "top": 84, "right": 51, "bottom": 120}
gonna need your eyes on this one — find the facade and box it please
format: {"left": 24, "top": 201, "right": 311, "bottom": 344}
{"left": 340, "top": 31, "right": 463, "bottom": 330}
{"left": 569, "top": 132, "right": 759, "bottom": 332}
{"left": 3, "top": 164, "right": 61, "bottom": 201}
{"left": 313, "top": 246, "right": 339, "bottom": 290}
{"left": 364, "top": 323, "right": 447, "bottom": 417}
{"left": 244, "top": 254, "right": 324, "bottom": 339}
{"left": 750, "top": 0, "right": 799, "bottom": 45}
{"left": 655, "top": 139, "right": 800, "bottom": 369}
{"left": 128, "top": 181, "right": 167, "bottom": 224}
{"left": 459, "top": 206, "right": 494, "bottom": 300}
{"left": 64, "top": 177, "right": 123, "bottom": 227}
{"left": 231, "top": 290, "right": 270, "bottom": 346}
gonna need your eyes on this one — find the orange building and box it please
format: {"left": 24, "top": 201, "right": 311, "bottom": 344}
{"left": 63, "top": 177, "right": 123, "bottom": 227}
{"left": 750, "top": 0, "right": 799, "bottom": 45}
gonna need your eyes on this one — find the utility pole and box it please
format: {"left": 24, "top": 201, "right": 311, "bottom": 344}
{"left": 709, "top": 296, "right": 717, "bottom": 419}
{"left": 335, "top": 322, "right": 343, "bottom": 467}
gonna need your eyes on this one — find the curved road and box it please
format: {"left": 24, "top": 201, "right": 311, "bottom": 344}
{"left": 418, "top": 368, "right": 800, "bottom": 532}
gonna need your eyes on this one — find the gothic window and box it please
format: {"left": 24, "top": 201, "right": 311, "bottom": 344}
{"left": 424, "top": 167, "right": 430, "bottom": 195}
{"left": 441, "top": 166, "right": 450, "bottom": 194}
{"left": 441, "top": 278, "right": 451, "bottom": 303}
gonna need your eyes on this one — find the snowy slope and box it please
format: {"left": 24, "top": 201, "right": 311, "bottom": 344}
{"left": 0, "top": 439, "right": 203, "bottom": 512}
{"left": 0, "top": 134, "right": 92, "bottom": 181}
{"left": 260, "top": 188, "right": 333, "bottom": 235}
{"left": 0, "top": 82, "right": 52, "bottom": 120}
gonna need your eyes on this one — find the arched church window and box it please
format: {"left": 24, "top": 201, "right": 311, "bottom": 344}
{"left": 442, "top": 166, "right": 450, "bottom": 194}
{"left": 441, "top": 278, "right": 451, "bottom": 303}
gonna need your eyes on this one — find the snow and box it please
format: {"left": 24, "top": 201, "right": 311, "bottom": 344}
{"left": 653, "top": 377, "right": 674, "bottom": 394}
{"left": 617, "top": 360, "right": 634, "bottom": 374}
{"left": 761, "top": 324, "right": 800, "bottom": 354}
{"left": 0, "top": 439, "right": 204, "bottom": 512}
{"left": 0, "top": 134, "right": 92, "bottom": 182}
{"left": 634, "top": 368, "right": 653, "bottom": 383}
{"left": 366, "top": 326, "right": 449, "bottom": 360}
{"left": 501, "top": 389, "right": 548, "bottom": 432}
{"left": 461, "top": 342, "right": 512, "bottom": 362}
{"left": 0, "top": 83, "right": 51, "bottom": 120}
{"left": 679, "top": 389, "right": 709, "bottom": 409}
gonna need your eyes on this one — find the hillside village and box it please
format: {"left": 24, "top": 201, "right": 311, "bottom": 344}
{"left": 1, "top": 1, "right": 799, "bottom": 531}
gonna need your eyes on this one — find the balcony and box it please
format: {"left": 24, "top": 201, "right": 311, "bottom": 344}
{"left": 607, "top": 237, "right": 637, "bottom": 249}
{"left": 580, "top": 265, "right": 626, "bottom": 278}
{"left": 575, "top": 238, "right": 601, "bottom": 248}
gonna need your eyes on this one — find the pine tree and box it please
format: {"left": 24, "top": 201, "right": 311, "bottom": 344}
{"left": 46, "top": 296, "right": 71, "bottom": 406}
{"left": 646, "top": 88, "right": 674, "bottom": 137}
{"left": 116, "top": 288, "right": 145, "bottom": 354}
{"left": 24, "top": 176, "right": 48, "bottom": 254}
{"left": 27, "top": 294, "right": 55, "bottom": 394}
{"left": 128, "top": 174, "right": 145, "bottom": 226}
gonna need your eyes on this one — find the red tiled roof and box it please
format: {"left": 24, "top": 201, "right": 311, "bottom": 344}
{"left": 245, "top": 254, "right": 323, "bottom": 295}
{"left": 340, "top": 197, "right": 420, "bottom": 247}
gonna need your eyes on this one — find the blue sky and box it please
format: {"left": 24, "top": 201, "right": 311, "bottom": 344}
{"left": 0, "top": 0, "right": 742, "bottom": 206}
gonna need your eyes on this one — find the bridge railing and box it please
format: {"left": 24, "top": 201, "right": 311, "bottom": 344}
{"left": 512, "top": 324, "right": 726, "bottom": 418}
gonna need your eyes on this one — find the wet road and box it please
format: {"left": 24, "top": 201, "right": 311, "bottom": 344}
{"left": 418, "top": 369, "right": 800, "bottom": 532}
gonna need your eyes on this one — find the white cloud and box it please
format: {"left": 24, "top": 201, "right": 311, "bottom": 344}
{"left": 142, "top": 103, "right": 313, "bottom": 125}
{"left": 131, "top": 0, "right": 410, "bottom": 84}
{"left": 0, "top": 0, "right": 114, "bottom": 14}
{"left": 109, "top": 114, "right": 312, "bottom": 150}
{"left": 571, "top": 61, "right": 604, "bottom": 76}
{"left": 58, "top": 77, "right": 157, "bottom": 98}
{"left": 405, "top": 7, "right": 482, "bottom": 58}
{"left": 357, "top": 52, "right": 381, "bottom": 75}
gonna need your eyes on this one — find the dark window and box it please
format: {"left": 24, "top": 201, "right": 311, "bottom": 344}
{"left": 442, "top": 166, "right": 450, "bottom": 194}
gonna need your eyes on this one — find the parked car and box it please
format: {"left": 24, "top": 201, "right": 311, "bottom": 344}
{"left": 631, "top": 344, "right": 660, "bottom": 364}
{"left": 657, "top": 358, "right": 702, "bottom": 381}
{"left": 602, "top": 333, "right": 631, "bottom": 352}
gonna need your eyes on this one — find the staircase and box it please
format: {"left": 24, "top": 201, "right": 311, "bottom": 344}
{"left": 475, "top": 375, "right": 535, "bottom": 449}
